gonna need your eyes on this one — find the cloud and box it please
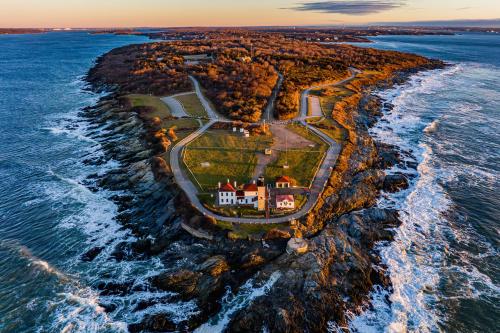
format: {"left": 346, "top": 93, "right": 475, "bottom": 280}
{"left": 286, "top": 0, "right": 405, "bottom": 16}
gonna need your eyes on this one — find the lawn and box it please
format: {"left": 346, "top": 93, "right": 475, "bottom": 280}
{"left": 309, "top": 118, "right": 348, "bottom": 144}
{"left": 215, "top": 220, "right": 290, "bottom": 239}
{"left": 126, "top": 94, "right": 171, "bottom": 120}
{"left": 189, "top": 130, "right": 273, "bottom": 150}
{"left": 264, "top": 150, "right": 325, "bottom": 187}
{"left": 174, "top": 93, "right": 208, "bottom": 118}
{"left": 263, "top": 123, "right": 328, "bottom": 187}
{"left": 184, "top": 148, "right": 258, "bottom": 191}
{"left": 183, "top": 130, "right": 273, "bottom": 191}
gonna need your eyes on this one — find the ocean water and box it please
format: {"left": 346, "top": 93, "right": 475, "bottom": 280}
{"left": 349, "top": 33, "right": 500, "bottom": 332}
{"left": 0, "top": 32, "right": 199, "bottom": 332}
{"left": 0, "top": 31, "right": 498, "bottom": 333}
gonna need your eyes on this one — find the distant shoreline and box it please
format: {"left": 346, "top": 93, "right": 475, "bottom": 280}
{"left": 0, "top": 28, "right": 50, "bottom": 35}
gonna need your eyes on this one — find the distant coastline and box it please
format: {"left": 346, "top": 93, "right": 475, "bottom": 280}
{"left": 0, "top": 28, "right": 50, "bottom": 35}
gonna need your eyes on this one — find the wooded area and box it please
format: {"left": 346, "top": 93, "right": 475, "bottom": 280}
{"left": 87, "top": 30, "right": 440, "bottom": 121}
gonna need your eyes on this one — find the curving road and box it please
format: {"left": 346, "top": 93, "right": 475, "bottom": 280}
{"left": 262, "top": 72, "right": 284, "bottom": 123}
{"left": 188, "top": 75, "right": 225, "bottom": 120}
{"left": 169, "top": 74, "right": 355, "bottom": 223}
{"left": 161, "top": 92, "right": 192, "bottom": 118}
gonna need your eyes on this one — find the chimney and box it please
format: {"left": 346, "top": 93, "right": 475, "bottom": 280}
{"left": 234, "top": 181, "right": 237, "bottom": 188}
{"left": 218, "top": 182, "right": 221, "bottom": 189}
{"left": 227, "top": 178, "right": 230, "bottom": 184}
{"left": 253, "top": 180, "right": 256, "bottom": 184}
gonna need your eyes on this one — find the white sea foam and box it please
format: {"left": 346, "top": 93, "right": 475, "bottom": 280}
{"left": 349, "top": 63, "right": 500, "bottom": 332}
{"left": 34, "top": 82, "right": 201, "bottom": 332}
{"left": 195, "top": 271, "right": 282, "bottom": 333}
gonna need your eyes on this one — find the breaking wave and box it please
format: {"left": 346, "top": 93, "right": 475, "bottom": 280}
{"left": 195, "top": 272, "right": 282, "bottom": 333}
{"left": 20, "top": 86, "right": 199, "bottom": 332}
{"left": 350, "top": 63, "right": 500, "bottom": 332}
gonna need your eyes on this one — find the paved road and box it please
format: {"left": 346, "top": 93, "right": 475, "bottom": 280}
{"left": 299, "top": 69, "right": 358, "bottom": 121}
{"left": 189, "top": 75, "right": 226, "bottom": 120}
{"left": 161, "top": 92, "right": 193, "bottom": 117}
{"left": 169, "top": 75, "right": 353, "bottom": 224}
{"left": 262, "top": 72, "right": 283, "bottom": 123}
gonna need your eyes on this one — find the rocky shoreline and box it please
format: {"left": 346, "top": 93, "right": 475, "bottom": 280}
{"left": 81, "top": 58, "right": 444, "bottom": 331}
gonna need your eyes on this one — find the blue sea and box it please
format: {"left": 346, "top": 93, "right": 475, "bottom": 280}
{"left": 0, "top": 32, "right": 498, "bottom": 332}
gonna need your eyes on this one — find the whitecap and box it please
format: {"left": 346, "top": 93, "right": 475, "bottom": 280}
{"left": 195, "top": 271, "right": 282, "bottom": 333}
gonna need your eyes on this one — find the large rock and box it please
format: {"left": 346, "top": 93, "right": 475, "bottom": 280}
{"left": 128, "top": 313, "right": 176, "bottom": 332}
{"left": 286, "top": 238, "right": 309, "bottom": 254}
{"left": 198, "top": 255, "right": 229, "bottom": 276}
{"left": 150, "top": 270, "right": 201, "bottom": 296}
{"left": 264, "top": 228, "right": 292, "bottom": 240}
{"left": 383, "top": 173, "right": 409, "bottom": 193}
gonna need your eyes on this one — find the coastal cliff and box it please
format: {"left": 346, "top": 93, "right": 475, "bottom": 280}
{"left": 83, "top": 33, "right": 444, "bottom": 332}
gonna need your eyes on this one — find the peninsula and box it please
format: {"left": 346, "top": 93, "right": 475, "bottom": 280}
{"left": 84, "top": 28, "right": 443, "bottom": 332}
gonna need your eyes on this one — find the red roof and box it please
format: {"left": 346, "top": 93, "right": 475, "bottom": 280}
{"left": 276, "top": 194, "right": 294, "bottom": 203}
{"left": 242, "top": 183, "right": 258, "bottom": 191}
{"left": 219, "top": 182, "right": 236, "bottom": 192}
{"left": 276, "top": 176, "right": 291, "bottom": 183}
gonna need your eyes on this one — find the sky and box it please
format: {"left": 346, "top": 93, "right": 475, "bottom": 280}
{"left": 1, "top": 0, "right": 499, "bottom": 28}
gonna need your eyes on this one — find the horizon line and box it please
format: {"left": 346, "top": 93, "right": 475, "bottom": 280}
{"left": 1, "top": 18, "right": 499, "bottom": 30}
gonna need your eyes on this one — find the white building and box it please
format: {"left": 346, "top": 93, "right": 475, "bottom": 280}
{"left": 217, "top": 180, "right": 265, "bottom": 211}
{"left": 236, "top": 183, "right": 259, "bottom": 207}
{"left": 217, "top": 182, "right": 236, "bottom": 205}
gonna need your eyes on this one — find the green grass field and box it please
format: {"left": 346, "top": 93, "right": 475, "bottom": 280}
{"left": 183, "top": 148, "right": 257, "bottom": 191}
{"left": 189, "top": 130, "right": 273, "bottom": 150}
{"left": 264, "top": 150, "right": 324, "bottom": 187}
{"left": 183, "top": 130, "right": 273, "bottom": 191}
{"left": 309, "top": 118, "right": 348, "bottom": 144}
{"left": 174, "top": 93, "right": 208, "bottom": 118}
{"left": 126, "top": 94, "right": 171, "bottom": 120}
{"left": 215, "top": 220, "right": 290, "bottom": 239}
{"left": 263, "top": 123, "right": 328, "bottom": 187}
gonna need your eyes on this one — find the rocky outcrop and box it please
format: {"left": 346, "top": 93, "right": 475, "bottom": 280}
{"left": 383, "top": 173, "right": 410, "bottom": 193}
{"left": 229, "top": 208, "right": 400, "bottom": 332}
{"left": 224, "top": 74, "right": 421, "bottom": 332}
